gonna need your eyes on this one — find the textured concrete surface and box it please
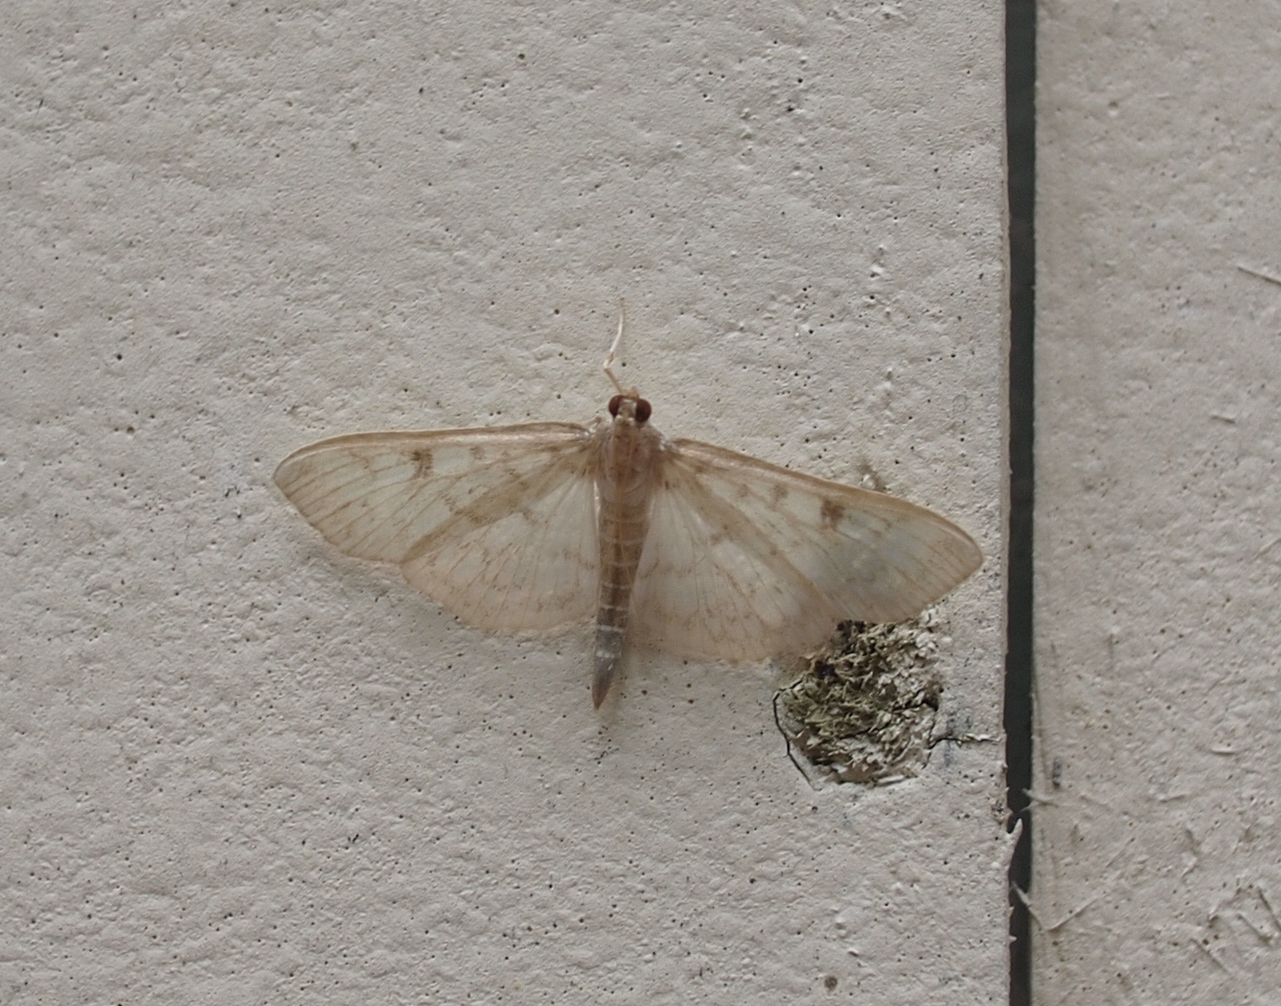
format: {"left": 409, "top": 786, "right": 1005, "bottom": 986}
{"left": 1035, "top": 3, "right": 1281, "bottom": 1002}
{"left": 1, "top": 4, "right": 1006, "bottom": 1002}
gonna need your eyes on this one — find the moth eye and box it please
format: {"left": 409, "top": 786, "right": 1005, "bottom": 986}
{"left": 608, "top": 395, "right": 623, "bottom": 417}
{"left": 634, "top": 398, "right": 652, "bottom": 423}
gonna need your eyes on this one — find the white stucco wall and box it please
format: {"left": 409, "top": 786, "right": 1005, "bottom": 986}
{"left": 1, "top": 4, "right": 1007, "bottom": 1002}
{"left": 1035, "top": 4, "right": 1281, "bottom": 1002}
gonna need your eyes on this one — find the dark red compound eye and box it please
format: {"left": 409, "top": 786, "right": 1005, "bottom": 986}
{"left": 608, "top": 394, "right": 623, "bottom": 417}
{"left": 634, "top": 398, "right": 652, "bottom": 423}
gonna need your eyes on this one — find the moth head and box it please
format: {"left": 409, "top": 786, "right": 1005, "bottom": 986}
{"left": 608, "top": 394, "right": 652, "bottom": 424}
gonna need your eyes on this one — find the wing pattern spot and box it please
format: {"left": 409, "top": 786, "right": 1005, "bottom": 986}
{"left": 821, "top": 497, "right": 845, "bottom": 531}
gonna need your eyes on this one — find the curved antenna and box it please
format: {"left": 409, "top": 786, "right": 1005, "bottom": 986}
{"left": 602, "top": 301, "right": 633, "bottom": 395}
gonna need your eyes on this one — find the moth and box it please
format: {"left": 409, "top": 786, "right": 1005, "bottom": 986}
{"left": 274, "top": 330, "right": 982, "bottom": 707}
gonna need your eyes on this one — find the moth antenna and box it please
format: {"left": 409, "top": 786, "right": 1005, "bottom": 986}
{"left": 602, "top": 300, "right": 633, "bottom": 396}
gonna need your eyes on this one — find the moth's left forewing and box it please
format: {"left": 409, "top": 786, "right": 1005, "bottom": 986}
{"left": 274, "top": 423, "right": 604, "bottom": 635}
{"left": 629, "top": 438, "right": 982, "bottom": 662}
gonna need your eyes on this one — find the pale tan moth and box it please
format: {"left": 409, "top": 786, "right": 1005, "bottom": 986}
{"left": 274, "top": 322, "right": 982, "bottom": 707}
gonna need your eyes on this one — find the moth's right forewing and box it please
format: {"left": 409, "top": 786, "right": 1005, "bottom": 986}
{"left": 629, "top": 438, "right": 982, "bottom": 662}
{"left": 273, "top": 423, "right": 603, "bottom": 634}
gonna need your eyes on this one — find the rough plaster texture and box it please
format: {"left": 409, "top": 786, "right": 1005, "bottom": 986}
{"left": 1035, "top": 4, "right": 1281, "bottom": 1002}
{"left": 1, "top": 3, "right": 1007, "bottom": 1002}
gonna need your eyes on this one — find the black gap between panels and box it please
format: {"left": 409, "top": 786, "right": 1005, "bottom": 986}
{"left": 1005, "top": 2, "right": 1036, "bottom": 1005}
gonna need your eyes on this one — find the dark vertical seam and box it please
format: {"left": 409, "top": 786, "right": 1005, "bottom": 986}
{"left": 1005, "top": 2, "right": 1037, "bottom": 1004}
